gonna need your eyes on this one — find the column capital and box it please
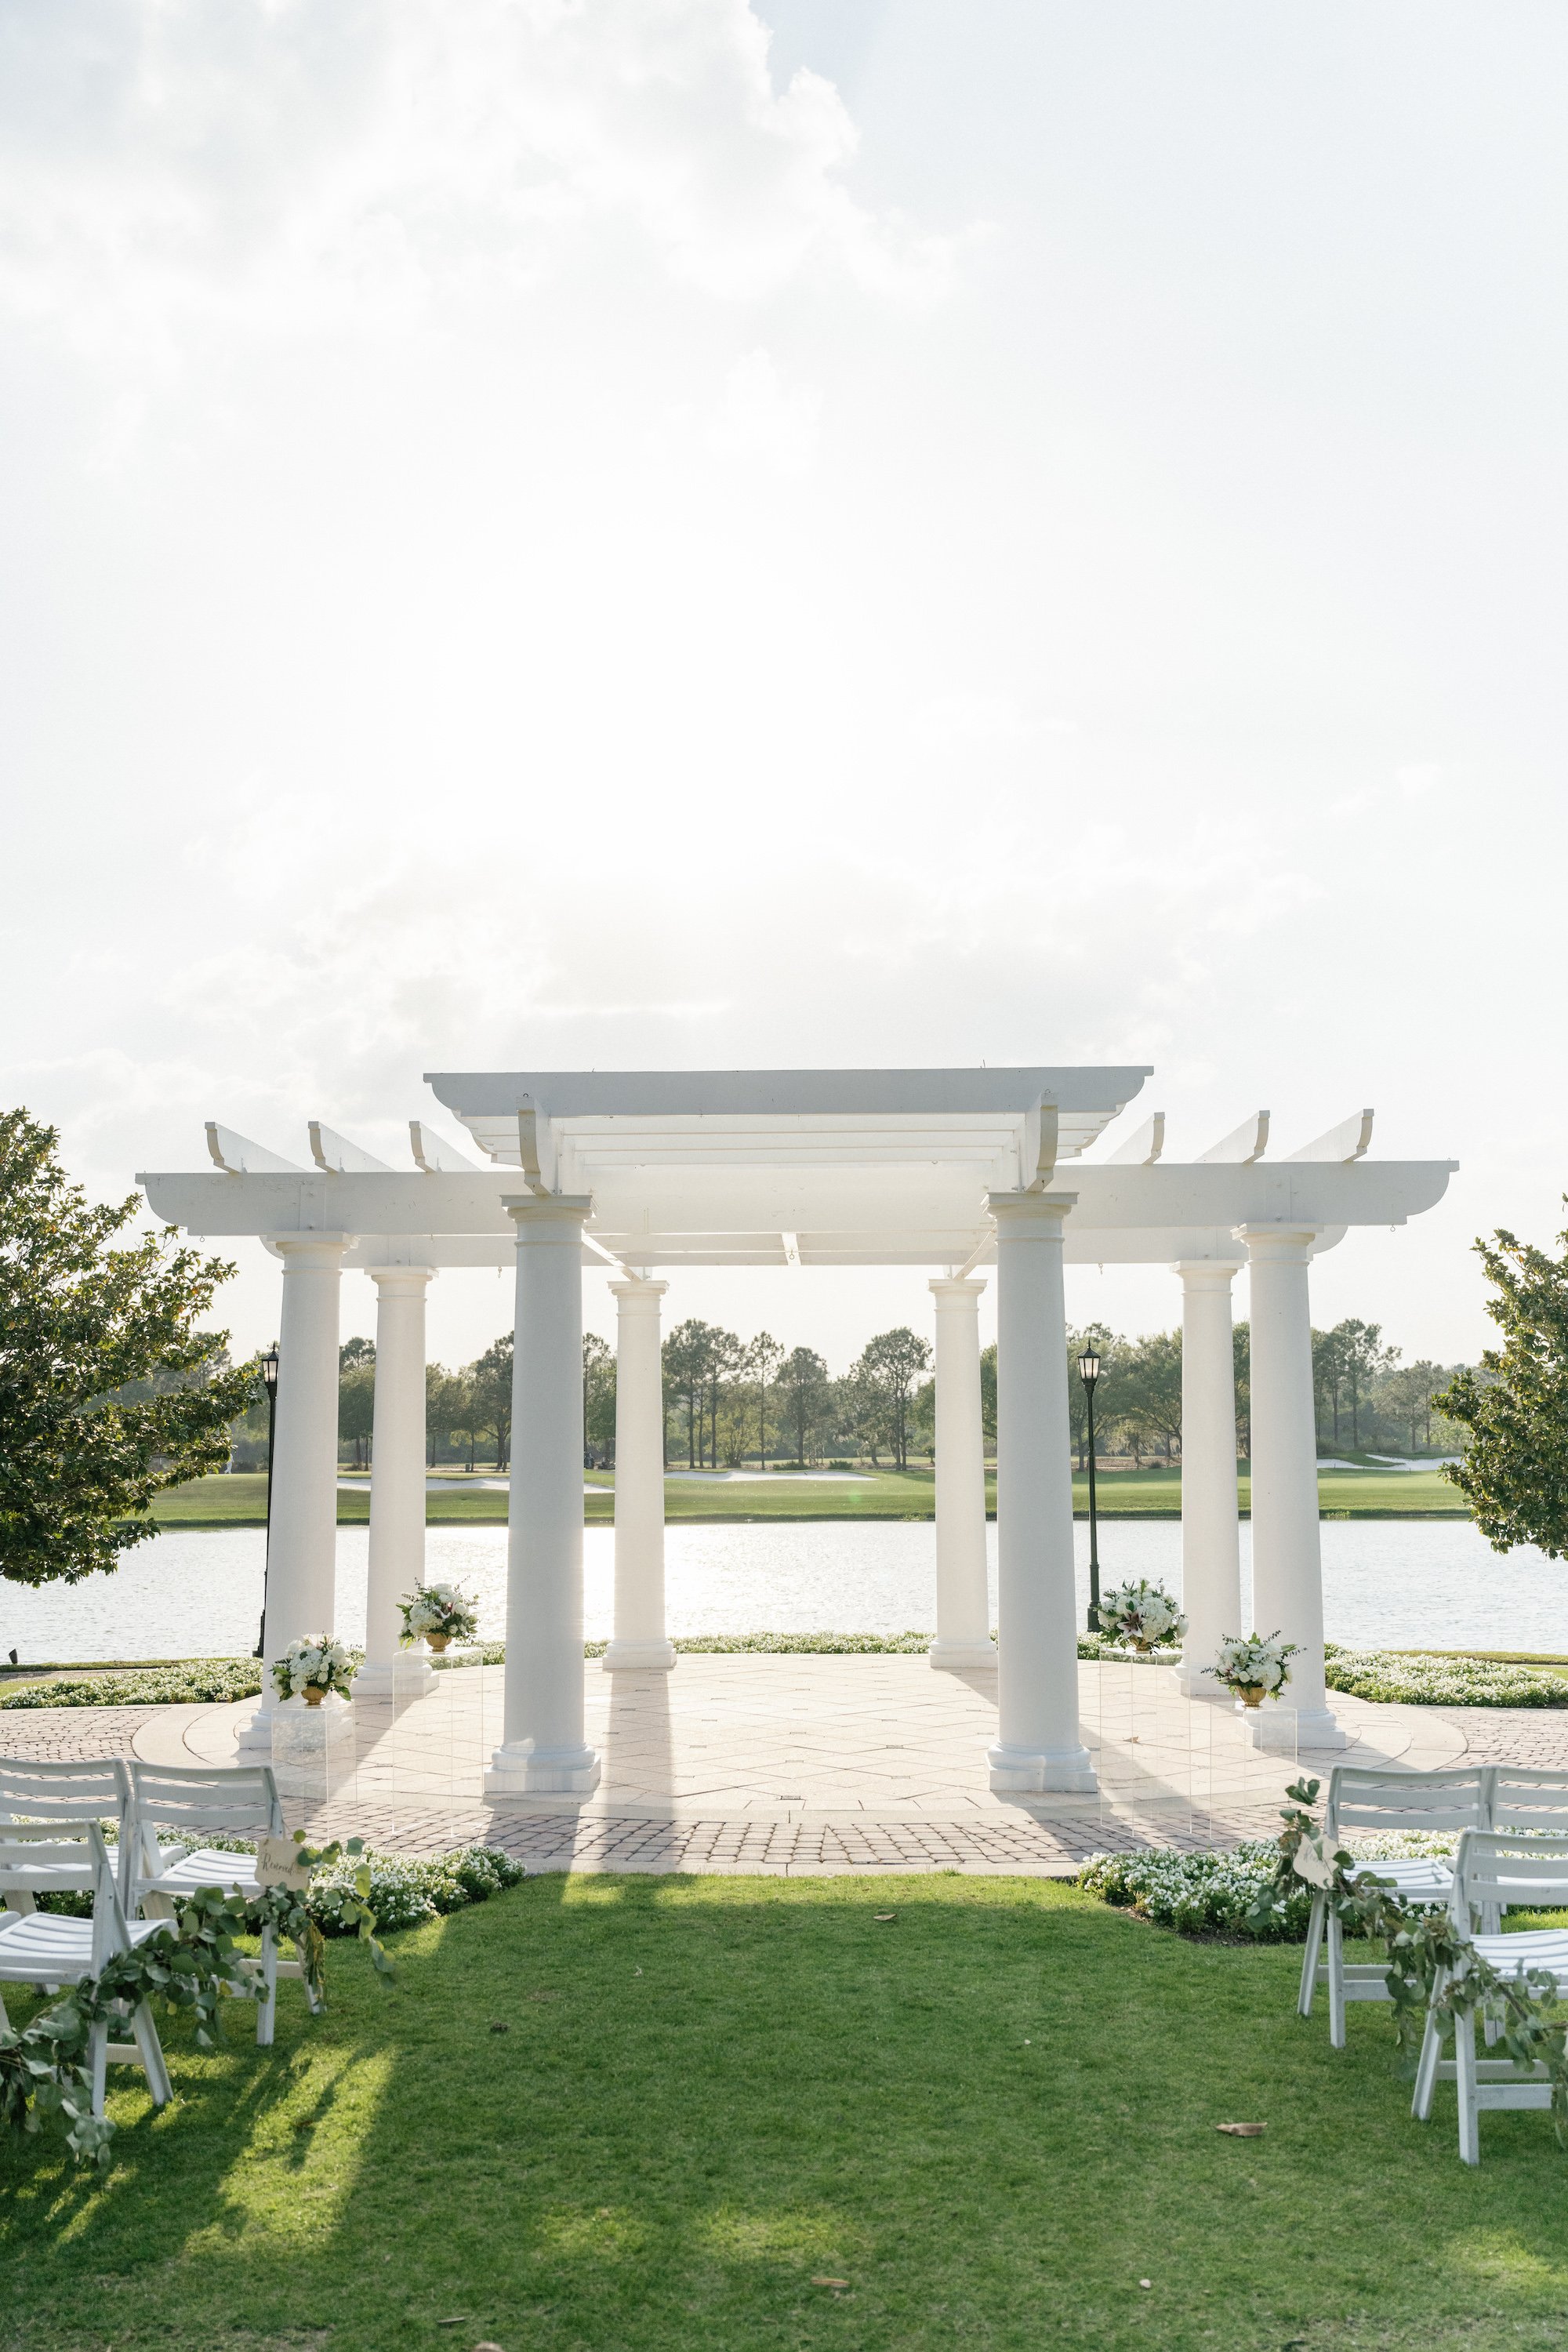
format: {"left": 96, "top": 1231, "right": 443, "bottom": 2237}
{"left": 610, "top": 1278, "right": 668, "bottom": 1305}
{"left": 270, "top": 1234, "right": 355, "bottom": 1266}
{"left": 1235, "top": 1224, "right": 1323, "bottom": 1261}
{"left": 367, "top": 1265, "right": 434, "bottom": 1294}
{"left": 503, "top": 1192, "right": 593, "bottom": 1242}
{"left": 987, "top": 1189, "right": 1077, "bottom": 1231}
{"left": 1171, "top": 1260, "right": 1240, "bottom": 1289}
{"left": 929, "top": 1276, "right": 986, "bottom": 1301}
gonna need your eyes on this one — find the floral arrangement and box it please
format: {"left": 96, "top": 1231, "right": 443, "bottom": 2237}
{"left": 397, "top": 1581, "right": 479, "bottom": 1652}
{"left": 1097, "top": 1578, "right": 1186, "bottom": 1653}
{"left": 270, "top": 1634, "right": 356, "bottom": 1703}
{"left": 1207, "top": 1630, "right": 1299, "bottom": 1708}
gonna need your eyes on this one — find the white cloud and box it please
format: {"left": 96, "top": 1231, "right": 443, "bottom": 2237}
{"left": 0, "top": 0, "right": 949, "bottom": 358}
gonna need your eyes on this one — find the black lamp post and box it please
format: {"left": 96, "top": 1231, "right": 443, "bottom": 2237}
{"left": 255, "top": 1345, "right": 280, "bottom": 1661}
{"left": 1077, "top": 1346, "right": 1102, "bottom": 1632}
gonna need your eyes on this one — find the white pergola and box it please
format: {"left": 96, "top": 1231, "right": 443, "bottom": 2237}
{"left": 140, "top": 1067, "right": 1455, "bottom": 1797}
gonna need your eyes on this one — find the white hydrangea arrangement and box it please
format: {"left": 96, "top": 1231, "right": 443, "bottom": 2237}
{"left": 271, "top": 1634, "right": 355, "bottom": 1704}
{"left": 1097, "top": 1578, "right": 1186, "bottom": 1653}
{"left": 397, "top": 1581, "right": 479, "bottom": 1653}
{"left": 1207, "top": 1630, "right": 1300, "bottom": 1708}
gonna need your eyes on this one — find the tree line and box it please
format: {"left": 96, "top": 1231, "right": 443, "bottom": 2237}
{"left": 220, "top": 1310, "right": 1475, "bottom": 1474}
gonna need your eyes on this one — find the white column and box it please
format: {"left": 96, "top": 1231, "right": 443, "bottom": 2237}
{"left": 927, "top": 1277, "right": 994, "bottom": 1669}
{"left": 986, "top": 1192, "right": 1094, "bottom": 1793}
{"left": 351, "top": 1268, "right": 434, "bottom": 1699}
{"left": 1239, "top": 1225, "right": 1345, "bottom": 1750}
{"left": 486, "top": 1194, "right": 601, "bottom": 1795}
{"left": 237, "top": 1235, "right": 350, "bottom": 1756}
{"left": 1172, "top": 1262, "right": 1243, "bottom": 1698}
{"left": 604, "top": 1279, "right": 676, "bottom": 1671}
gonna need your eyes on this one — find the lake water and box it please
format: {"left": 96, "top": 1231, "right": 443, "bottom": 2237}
{"left": 1, "top": 1519, "right": 1563, "bottom": 1664}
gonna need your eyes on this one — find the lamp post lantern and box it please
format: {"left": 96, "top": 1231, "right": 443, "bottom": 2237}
{"left": 254, "top": 1344, "right": 281, "bottom": 1662}
{"left": 1077, "top": 1346, "right": 1102, "bottom": 1632}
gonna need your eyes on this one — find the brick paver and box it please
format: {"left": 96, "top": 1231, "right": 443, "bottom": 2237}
{"left": 5, "top": 1658, "right": 1566, "bottom": 1874}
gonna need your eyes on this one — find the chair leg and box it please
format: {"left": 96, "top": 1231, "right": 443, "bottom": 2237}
{"left": 257, "top": 1925, "right": 277, "bottom": 2047}
{"left": 1327, "top": 1909, "right": 1347, "bottom": 2049}
{"left": 1298, "top": 1893, "right": 1325, "bottom": 2018}
{"left": 3, "top": 1892, "right": 38, "bottom": 1915}
{"left": 89, "top": 2019, "right": 109, "bottom": 2118}
{"left": 1413, "top": 1990, "right": 1445, "bottom": 2121}
{"left": 1454, "top": 2008, "right": 1480, "bottom": 2165}
{"left": 129, "top": 2001, "right": 172, "bottom": 2107}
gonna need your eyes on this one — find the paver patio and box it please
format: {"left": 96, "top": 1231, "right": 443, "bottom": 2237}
{"left": 5, "top": 1653, "right": 1563, "bottom": 1873}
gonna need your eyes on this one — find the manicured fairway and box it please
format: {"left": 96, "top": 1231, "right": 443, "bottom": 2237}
{"left": 148, "top": 1464, "right": 1465, "bottom": 1527}
{"left": 5, "top": 1878, "right": 1568, "bottom": 2351}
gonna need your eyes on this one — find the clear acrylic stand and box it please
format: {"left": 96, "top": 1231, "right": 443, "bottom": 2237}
{"left": 270, "top": 1695, "right": 357, "bottom": 1825}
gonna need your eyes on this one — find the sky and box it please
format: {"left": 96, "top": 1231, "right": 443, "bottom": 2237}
{"left": 2, "top": 0, "right": 1565, "bottom": 1377}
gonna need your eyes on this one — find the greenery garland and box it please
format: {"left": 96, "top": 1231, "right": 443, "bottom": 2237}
{"left": 0, "top": 1834, "right": 390, "bottom": 2169}
{"left": 1250, "top": 1777, "right": 1568, "bottom": 2143}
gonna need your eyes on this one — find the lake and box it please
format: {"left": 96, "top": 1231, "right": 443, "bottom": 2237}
{"left": 1, "top": 1519, "right": 1563, "bottom": 1664}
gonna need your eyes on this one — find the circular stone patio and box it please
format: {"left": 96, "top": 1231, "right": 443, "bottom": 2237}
{"left": 5, "top": 1657, "right": 1566, "bottom": 1875}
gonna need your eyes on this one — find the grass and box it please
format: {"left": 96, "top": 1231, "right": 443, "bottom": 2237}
{"left": 5, "top": 1875, "right": 1568, "bottom": 2352}
{"left": 147, "top": 1461, "right": 1467, "bottom": 1528}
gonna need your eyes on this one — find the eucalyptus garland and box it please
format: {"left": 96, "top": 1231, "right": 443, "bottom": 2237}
{"left": 0, "top": 1835, "right": 390, "bottom": 2168}
{"left": 1250, "top": 1778, "right": 1568, "bottom": 2143}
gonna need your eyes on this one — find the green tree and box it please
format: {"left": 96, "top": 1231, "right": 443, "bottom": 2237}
{"left": 852, "top": 1328, "right": 932, "bottom": 1471}
{"left": 747, "top": 1332, "right": 784, "bottom": 1467}
{"left": 662, "top": 1319, "right": 714, "bottom": 1468}
{"left": 473, "top": 1334, "right": 514, "bottom": 1470}
{"left": 1438, "top": 1212, "right": 1568, "bottom": 1556}
{"left": 1114, "top": 1330, "right": 1183, "bottom": 1464}
{"left": 0, "top": 1108, "right": 256, "bottom": 1587}
{"left": 583, "top": 1332, "right": 616, "bottom": 1465}
{"left": 980, "top": 1342, "right": 996, "bottom": 1452}
{"left": 1335, "top": 1318, "right": 1397, "bottom": 1450}
{"left": 1232, "top": 1321, "right": 1250, "bottom": 1460}
{"left": 1312, "top": 1324, "right": 1347, "bottom": 1448}
{"left": 338, "top": 1359, "right": 376, "bottom": 1468}
{"left": 445, "top": 1369, "right": 485, "bottom": 1472}
{"left": 776, "top": 1345, "right": 829, "bottom": 1465}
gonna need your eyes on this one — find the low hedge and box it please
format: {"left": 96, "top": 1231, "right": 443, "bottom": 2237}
{"left": 1077, "top": 1830, "right": 1457, "bottom": 1942}
{"left": 0, "top": 1659, "right": 265, "bottom": 1710}
{"left": 1323, "top": 1644, "right": 1568, "bottom": 1708}
{"left": 40, "top": 1842, "right": 527, "bottom": 1933}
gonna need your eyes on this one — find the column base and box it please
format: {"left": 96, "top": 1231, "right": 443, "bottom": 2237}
{"left": 350, "top": 1657, "right": 436, "bottom": 1700}
{"left": 1246, "top": 1704, "right": 1348, "bottom": 1752}
{"left": 485, "top": 1740, "right": 601, "bottom": 1796}
{"left": 601, "top": 1639, "right": 677, "bottom": 1672}
{"left": 234, "top": 1704, "right": 275, "bottom": 1756}
{"left": 928, "top": 1639, "right": 997, "bottom": 1671}
{"left": 987, "top": 1740, "right": 1098, "bottom": 1795}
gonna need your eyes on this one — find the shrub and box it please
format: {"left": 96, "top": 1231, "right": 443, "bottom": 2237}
{"left": 1323, "top": 1644, "right": 1568, "bottom": 1708}
{"left": 0, "top": 1659, "right": 264, "bottom": 1710}
{"left": 1077, "top": 1829, "right": 1462, "bottom": 1941}
{"left": 39, "top": 1841, "right": 528, "bottom": 1934}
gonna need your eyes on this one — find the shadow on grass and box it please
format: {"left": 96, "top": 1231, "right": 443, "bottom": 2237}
{"left": 5, "top": 1876, "right": 1568, "bottom": 2352}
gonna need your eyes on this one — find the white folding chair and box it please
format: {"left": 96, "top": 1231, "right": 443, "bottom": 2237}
{"left": 1412, "top": 1828, "right": 1568, "bottom": 2165}
{"left": 1298, "top": 1765, "right": 1489, "bottom": 2048}
{"left": 125, "top": 1761, "right": 319, "bottom": 2045}
{"left": 0, "top": 1756, "right": 189, "bottom": 1913}
{"left": 0, "top": 1821, "right": 173, "bottom": 2116}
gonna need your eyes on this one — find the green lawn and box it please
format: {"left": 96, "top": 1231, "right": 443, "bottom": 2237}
{"left": 149, "top": 1463, "right": 1465, "bottom": 1528}
{"left": 5, "top": 1877, "right": 1568, "bottom": 2351}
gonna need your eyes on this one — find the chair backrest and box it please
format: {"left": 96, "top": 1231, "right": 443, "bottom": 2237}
{"left": 1324, "top": 1764, "right": 1492, "bottom": 1842}
{"left": 1450, "top": 1828, "right": 1568, "bottom": 1929}
{"left": 0, "top": 1819, "right": 130, "bottom": 1973}
{"left": 124, "top": 1761, "right": 284, "bottom": 1886}
{"left": 1488, "top": 1767, "right": 1568, "bottom": 1836}
{"left": 0, "top": 1755, "right": 130, "bottom": 1824}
